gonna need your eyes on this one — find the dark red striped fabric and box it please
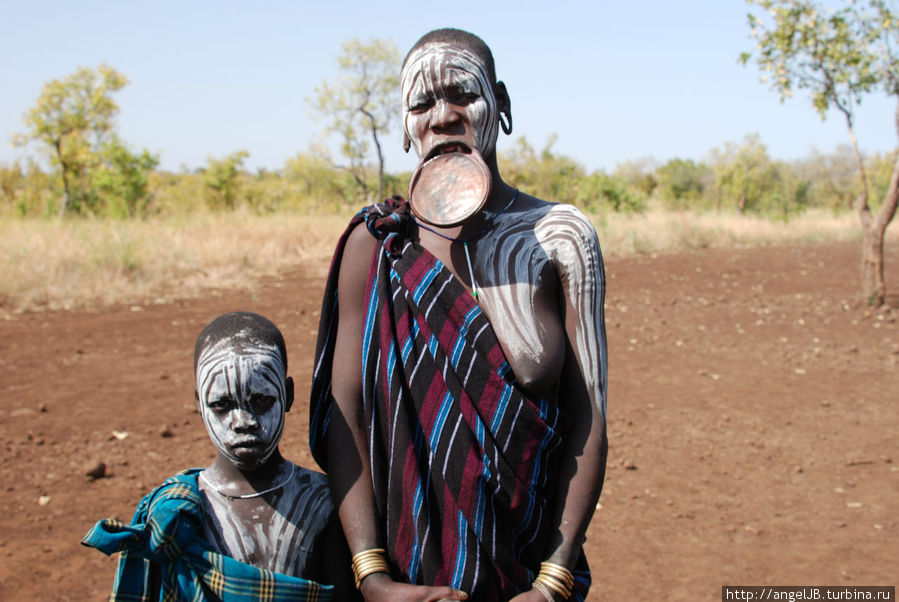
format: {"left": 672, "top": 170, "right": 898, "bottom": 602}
{"left": 310, "top": 198, "right": 590, "bottom": 600}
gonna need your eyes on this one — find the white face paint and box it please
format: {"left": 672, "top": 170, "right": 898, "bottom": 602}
{"left": 401, "top": 41, "right": 499, "bottom": 158}
{"left": 196, "top": 334, "right": 286, "bottom": 470}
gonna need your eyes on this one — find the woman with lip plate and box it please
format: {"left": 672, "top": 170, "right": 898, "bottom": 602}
{"left": 310, "top": 28, "right": 608, "bottom": 602}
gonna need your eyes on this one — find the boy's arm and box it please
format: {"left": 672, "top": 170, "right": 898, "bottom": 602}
{"left": 307, "top": 512, "right": 361, "bottom": 601}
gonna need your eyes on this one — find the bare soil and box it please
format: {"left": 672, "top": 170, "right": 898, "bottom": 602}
{"left": 1, "top": 240, "right": 896, "bottom": 600}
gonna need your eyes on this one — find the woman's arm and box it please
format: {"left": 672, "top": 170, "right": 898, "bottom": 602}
{"left": 326, "top": 225, "right": 467, "bottom": 602}
{"left": 517, "top": 207, "right": 608, "bottom": 600}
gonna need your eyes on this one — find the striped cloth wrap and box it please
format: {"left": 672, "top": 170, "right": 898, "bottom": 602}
{"left": 310, "top": 197, "right": 590, "bottom": 600}
{"left": 81, "top": 469, "right": 332, "bottom": 602}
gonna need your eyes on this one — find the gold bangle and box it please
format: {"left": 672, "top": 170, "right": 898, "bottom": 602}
{"left": 533, "top": 561, "right": 574, "bottom": 600}
{"left": 539, "top": 562, "right": 575, "bottom": 589}
{"left": 351, "top": 548, "right": 389, "bottom": 590}
{"left": 534, "top": 574, "right": 571, "bottom": 600}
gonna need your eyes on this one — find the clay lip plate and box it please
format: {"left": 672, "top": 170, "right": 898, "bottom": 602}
{"left": 408, "top": 151, "right": 492, "bottom": 227}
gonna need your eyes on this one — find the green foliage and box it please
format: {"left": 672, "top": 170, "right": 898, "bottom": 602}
{"left": 0, "top": 160, "right": 62, "bottom": 217}
{"left": 203, "top": 150, "right": 249, "bottom": 210}
{"left": 613, "top": 157, "right": 659, "bottom": 198}
{"left": 575, "top": 171, "right": 646, "bottom": 213}
{"left": 743, "top": 0, "right": 881, "bottom": 118}
{"left": 707, "top": 134, "right": 809, "bottom": 217}
{"left": 309, "top": 38, "right": 401, "bottom": 202}
{"left": 91, "top": 136, "right": 160, "bottom": 217}
{"left": 13, "top": 65, "right": 158, "bottom": 217}
{"left": 284, "top": 152, "right": 360, "bottom": 212}
{"left": 793, "top": 145, "right": 860, "bottom": 211}
{"left": 501, "top": 135, "right": 644, "bottom": 214}
{"left": 867, "top": 150, "right": 899, "bottom": 209}
{"left": 655, "top": 158, "right": 711, "bottom": 209}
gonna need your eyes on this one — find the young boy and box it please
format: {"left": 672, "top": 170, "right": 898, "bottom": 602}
{"left": 83, "top": 311, "right": 356, "bottom": 601}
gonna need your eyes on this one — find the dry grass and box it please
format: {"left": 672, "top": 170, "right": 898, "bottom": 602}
{"left": 593, "top": 208, "right": 894, "bottom": 256}
{"left": 0, "top": 211, "right": 351, "bottom": 315}
{"left": 2, "top": 208, "right": 895, "bottom": 315}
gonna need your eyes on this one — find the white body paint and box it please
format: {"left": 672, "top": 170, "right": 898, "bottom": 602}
{"left": 196, "top": 335, "right": 286, "bottom": 470}
{"left": 471, "top": 202, "right": 607, "bottom": 412}
{"left": 199, "top": 463, "right": 334, "bottom": 577}
{"left": 402, "top": 41, "right": 498, "bottom": 158}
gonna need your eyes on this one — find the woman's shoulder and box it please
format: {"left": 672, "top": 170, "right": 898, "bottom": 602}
{"left": 514, "top": 195, "right": 598, "bottom": 242}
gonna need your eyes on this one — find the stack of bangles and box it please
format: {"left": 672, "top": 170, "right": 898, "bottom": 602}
{"left": 351, "top": 548, "right": 390, "bottom": 590}
{"left": 532, "top": 561, "right": 574, "bottom": 601}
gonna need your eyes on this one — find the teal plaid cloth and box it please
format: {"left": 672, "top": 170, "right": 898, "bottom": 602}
{"left": 82, "top": 468, "right": 333, "bottom": 602}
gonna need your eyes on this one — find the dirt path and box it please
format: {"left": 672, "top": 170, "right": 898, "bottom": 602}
{"left": 1, "top": 241, "right": 896, "bottom": 600}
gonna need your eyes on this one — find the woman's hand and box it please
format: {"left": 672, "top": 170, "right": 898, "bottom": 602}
{"left": 359, "top": 572, "right": 468, "bottom": 602}
{"left": 509, "top": 589, "right": 555, "bottom": 602}
{"left": 359, "top": 573, "right": 467, "bottom": 601}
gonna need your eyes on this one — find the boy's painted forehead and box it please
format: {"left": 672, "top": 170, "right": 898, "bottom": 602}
{"left": 196, "top": 334, "right": 283, "bottom": 374}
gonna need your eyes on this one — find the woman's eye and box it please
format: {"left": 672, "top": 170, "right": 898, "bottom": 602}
{"left": 409, "top": 97, "right": 432, "bottom": 111}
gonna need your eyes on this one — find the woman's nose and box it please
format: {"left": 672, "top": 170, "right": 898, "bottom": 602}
{"left": 429, "top": 99, "right": 459, "bottom": 130}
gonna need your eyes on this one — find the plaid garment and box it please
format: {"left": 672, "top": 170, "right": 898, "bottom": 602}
{"left": 81, "top": 469, "right": 332, "bottom": 602}
{"left": 310, "top": 197, "right": 590, "bottom": 600}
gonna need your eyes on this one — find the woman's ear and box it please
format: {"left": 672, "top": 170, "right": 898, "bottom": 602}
{"left": 495, "top": 81, "right": 512, "bottom": 135}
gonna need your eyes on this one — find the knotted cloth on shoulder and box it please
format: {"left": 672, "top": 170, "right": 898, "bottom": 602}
{"left": 82, "top": 469, "right": 332, "bottom": 601}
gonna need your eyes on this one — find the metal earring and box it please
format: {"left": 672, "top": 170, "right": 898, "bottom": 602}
{"left": 499, "top": 112, "right": 513, "bottom": 135}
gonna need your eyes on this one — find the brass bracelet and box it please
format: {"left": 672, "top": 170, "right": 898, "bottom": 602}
{"left": 533, "top": 561, "right": 574, "bottom": 600}
{"left": 539, "top": 562, "right": 574, "bottom": 589}
{"left": 351, "top": 548, "right": 389, "bottom": 590}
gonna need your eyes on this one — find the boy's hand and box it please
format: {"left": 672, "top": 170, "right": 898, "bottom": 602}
{"left": 360, "top": 573, "right": 467, "bottom": 602}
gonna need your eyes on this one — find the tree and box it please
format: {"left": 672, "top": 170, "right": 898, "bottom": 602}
{"left": 14, "top": 64, "right": 128, "bottom": 216}
{"left": 795, "top": 145, "right": 862, "bottom": 210}
{"left": 655, "top": 158, "right": 711, "bottom": 209}
{"left": 742, "top": 0, "right": 899, "bottom": 306}
{"left": 309, "top": 38, "right": 400, "bottom": 203}
{"left": 91, "top": 136, "right": 160, "bottom": 217}
{"left": 613, "top": 157, "right": 659, "bottom": 199}
{"left": 203, "top": 150, "right": 249, "bottom": 210}
{"left": 706, "top": 133, "right": 808, "bottom": 216}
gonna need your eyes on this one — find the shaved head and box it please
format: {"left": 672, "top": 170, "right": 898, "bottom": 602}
{"left": 404, "top": 28, "right": 496, "bottom": 85}
{"left": 194, "top": 311, "right": 287, "bottom": 373}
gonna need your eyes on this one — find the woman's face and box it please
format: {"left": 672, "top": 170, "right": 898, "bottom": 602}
{"left": 401, "top": 42, "right": 499, "bottom": 161}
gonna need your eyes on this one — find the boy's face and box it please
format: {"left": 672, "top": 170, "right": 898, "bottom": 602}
{"left": 195, "top": 336, "right": 288, "bottom": 470}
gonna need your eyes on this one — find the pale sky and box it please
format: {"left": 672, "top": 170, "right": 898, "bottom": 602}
{"left": 1, "top": 0, "right": 895, "bottom": 176}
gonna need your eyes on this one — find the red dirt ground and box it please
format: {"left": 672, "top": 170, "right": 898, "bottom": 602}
{"left": 1, "top": 240, "right": 896, "bottom": 600}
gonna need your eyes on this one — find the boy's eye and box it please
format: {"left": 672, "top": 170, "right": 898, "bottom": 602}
{"left": 250, "top": 394, "right": 276, "bottom": 410}
{"left": 207, "top": 397, "right": 232, "bottom": 411}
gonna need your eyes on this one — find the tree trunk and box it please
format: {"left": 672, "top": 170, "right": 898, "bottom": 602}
{"left": 862, "top": 151, "right": 899, "bottom": 306}
{"left": 54, "top": 138, "right": 71, "bottom": 216}
{"left": 361, "top": 107, "right": 385, "bottom": 201}
{"left": 860, "top": 223, "right": 886, "bottom": 305}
